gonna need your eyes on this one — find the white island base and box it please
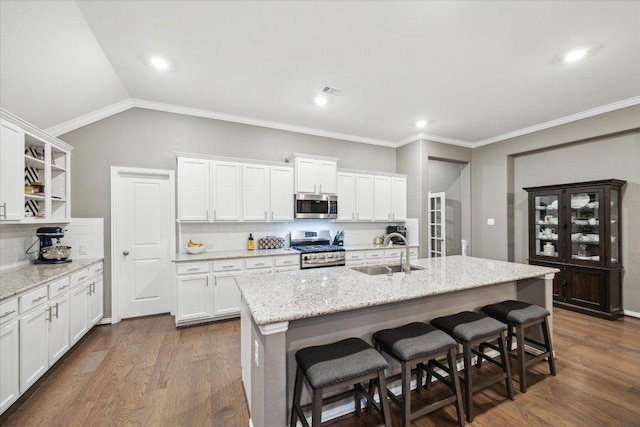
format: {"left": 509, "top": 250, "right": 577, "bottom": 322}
{"left": 237, "top": 256, "right": 557, "bottom": 427}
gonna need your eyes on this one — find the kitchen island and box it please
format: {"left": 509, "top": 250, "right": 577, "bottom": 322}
{"left": 235, "top": 256, "right": 558, "bottom": 427}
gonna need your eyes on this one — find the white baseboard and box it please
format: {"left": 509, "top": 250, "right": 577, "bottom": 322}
{"left": 98, "top": 318, "right": 112, "bottom": 325}
{"left": 623, "top": 310, "right": 640, "bottom": 319}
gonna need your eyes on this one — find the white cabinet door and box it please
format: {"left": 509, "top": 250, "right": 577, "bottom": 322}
{"left": 391, "top": 177, "right": 407, "bottom": 221}
{"left": 177, "top": 157, "right": 210, "bottom": 221}
{"left": 294, "top": 158, "right": 318, "bottom": 193}
{"left": 213, "top": 273, "right": 242, "bottom": 317}
{"left": 0, "top": 119, "right": 25, "bottom": 221}
{"left": 270, "top": 166, "right": 294, "bottom": 221}
{"left": 243, "top": 164, "right": 269, "bottom": 221}
{"left": 0, "top": 320, "right": 19, "bottom": 414}
{"left": 69, "top": 283, "right": 88, "bottom": 345}
{"left": 373, "top": 176, "right": 392, "bottom": 221}
{"left": 211, "top": 161, "right": 242, "bottom": 221}
{"left": 176, "top": 273, "right": 212, "bottom": 323}
{"left": 337, "top": 172, "right": 356, "bottom": 221}
{"left": 48, "top": 293, "right": 70, "bottom": 366}
{"left": 88, "top": 275, "right": 104, "bottom": 327}
{"left": 317, "top": 160, "right": 337, "bottom": 194}
{"left": 19, "top": 304, "right": 48, "bottom": 393}
{"left": 355, "top": 174, "right": 374, "bottom": 221}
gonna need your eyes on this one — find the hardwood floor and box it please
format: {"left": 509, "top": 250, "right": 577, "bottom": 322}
{"left": 2, "top": 309, "right": 639, "bottom": 427}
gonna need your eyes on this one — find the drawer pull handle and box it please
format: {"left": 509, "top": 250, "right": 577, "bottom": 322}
{"left": 223, "top": 265, "right": 235, "bottom": 268}
{"left": 283, "top": 261, "right": 293, "bottom": 264}
{"left": 95, "top": 269, "right": 103, "bottom": 274}
{"left": 32, "top": 295, "right": 47, "bottom": 303}
{"left": 255, "top": 263, "right": 264, "bottom": 266}
{"left": 78, "top": 276, "right": 88, "bottom": 281}
{"left": 187, "top": 268, "right": 199, "bottom": 271}
{"left": 0, "top": 310, "right": 16, "bottom": 318}
{"left": 58, "top": 284, "right": 69, "bottom": 291}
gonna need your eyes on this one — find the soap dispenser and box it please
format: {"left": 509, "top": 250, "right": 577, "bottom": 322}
{"left": 248, "top": 233, "right": 254, "bottom": 250}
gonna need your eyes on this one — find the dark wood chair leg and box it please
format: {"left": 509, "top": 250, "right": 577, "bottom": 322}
{"left": 377, "top": 370, "right": 393, "bottom": 427}
{"left": 401, "top": 361, "right": 412, "bottom": 427}
{"left": 542, "top": 317, "right": 557, "bottom": 376}
{"left": 290, "top": 366, "right": 304, "bottom": 427}
{"left": 498, "top": 331, "right": 515, "bottom": 400}
{"left": 355, "top": 381, "right": 362, "bottom": 417}
{"left": 463, "top": 342, "right": 473, "bottom": 423}
{"left": 311, "top": 388, "right": 323, "bottom": 427}
{"left": 448, "top": 347, "right": 465, "bottom": 427}
{"left": 516, "top": 323, "right": 527, "bottom": 393}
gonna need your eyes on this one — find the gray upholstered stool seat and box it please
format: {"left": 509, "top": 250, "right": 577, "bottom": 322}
{"left": 290, "top": 337, "right": 392, "bottom": 427}
{"left": 481, "top": 300, "right": 556, "bottom": 393}
{"left": 431, "top": 311, "right": 514, "bottom": 423}
{"left": 372, "top": 322, "right": 465, "bottom": 427}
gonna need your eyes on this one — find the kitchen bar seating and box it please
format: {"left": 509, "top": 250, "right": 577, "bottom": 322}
{"left": 372, "top": 322, "right": 465, "bottom": 427}
{"left": 480, "top": 300, "right": 556, "bottom": 392}
{"left": 431, "top": 311, "right": 514, "bottom": 423}
{"left": 290, "top": 337, "right": 392, "bottom": 427}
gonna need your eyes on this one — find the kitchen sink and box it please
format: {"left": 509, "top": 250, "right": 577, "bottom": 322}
{"left": 350, "top": 264, "right": 424, "bottom": 275}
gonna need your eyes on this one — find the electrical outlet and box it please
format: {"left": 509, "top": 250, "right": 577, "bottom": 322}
{"left": 254, "top": 340, "right": 260, "bottom": 368}
{"left": 79, "top": 245, "right": 88, "bottom": 255}
{"left": 487, "top": 218, "right": 495, "bottom": 226}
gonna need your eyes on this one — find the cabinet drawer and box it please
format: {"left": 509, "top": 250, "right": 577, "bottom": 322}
{"left": 245, "top": 267, "right": 273, "bottom": 275}
{"left": 89, "top": 262, "right": 104, "bottom": 277}
{"left": 177, "top": 262, "right": 210, "bottom": 275}
{"left": 19, "top": 286, "right": 48, "bottom": 313}
{"left": 384, "top": 249, "right": 402, "bottom": 259}
{"left": 0, "top": 298, "right": 18, "bottom": 324}
{"left": 275, "top": 255, "right": 299, "bottom": 267}
{"left": 364, "top": 250, "right": 384, "bottom": 260}
{"left": 409, "top": 248, "right": 418, "bottom": 258}
{"left": 245, "top": 257, "right": 273, "bottom": 270}
{"left": 70, "top": 269, "right": 90, "bottom": 288}
{"left": 213, "top": 259, "right": 243, "bottom": 272}
{"left": 345, "top": 251, "right": 364, "bottom": 261}
{"left": 48, "top": 277, "right": 70, "bottom": 299}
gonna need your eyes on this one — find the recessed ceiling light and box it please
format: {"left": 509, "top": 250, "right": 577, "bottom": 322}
{"left": 562, "top": 47, "right": 588, "bottom": 63}
{"left": 415, "top": 120, "right": 428, "bottom": 129}
{"left": 315, "top": 95, "right": 328, "bottom": 106}
{"left": 150, "top": 56, "right": 170, "bottom": 71}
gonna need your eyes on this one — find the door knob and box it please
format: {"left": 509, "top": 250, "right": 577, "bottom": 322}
{"left": 123, "top": 250, "right": 130, "bottom": 256}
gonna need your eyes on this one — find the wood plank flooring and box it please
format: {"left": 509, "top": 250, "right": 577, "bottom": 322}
{"left": 2, "top": 308, "right": 639, "bottom": 427}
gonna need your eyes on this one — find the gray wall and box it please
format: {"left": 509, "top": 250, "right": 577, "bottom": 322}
{"left": 60, "top": 108, "right": 396, "bottom": 317}
{"left": 397, "top": 140, "right": 471, "bottom": 257}
{"left": 471, "top": 104, "right": 640, "bottom": 313}
{"left": 428, "top": 159, "right": 463, "bottom": 255}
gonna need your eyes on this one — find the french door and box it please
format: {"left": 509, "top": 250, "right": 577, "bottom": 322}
{"left": 428, "top": 191, "right": 446, "bottom": 257}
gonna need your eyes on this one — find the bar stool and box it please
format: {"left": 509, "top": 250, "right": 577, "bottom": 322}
{"left": 481, "top": 300, "right": 556, "bottom": 392}
{"left": 431, "top": 311, "right": 514, "bottom": 423}
{"left": 372, "top": 322, "right": 465, "bottom": 427}
{"left": 290, "top": 337, "right": 392, "bottom": 427}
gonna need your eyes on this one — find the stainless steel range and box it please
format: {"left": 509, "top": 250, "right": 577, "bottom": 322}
{"left": 290, "top": 230, "right": 346, "bottom": 269}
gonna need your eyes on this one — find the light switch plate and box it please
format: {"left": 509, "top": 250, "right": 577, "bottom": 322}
{"left": 487, "top": 218, "right": 495, "bottom": 226}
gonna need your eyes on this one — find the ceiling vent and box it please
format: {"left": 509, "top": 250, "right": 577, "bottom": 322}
{"left": 322, "top": 86, "right": 344, "bottom": 97}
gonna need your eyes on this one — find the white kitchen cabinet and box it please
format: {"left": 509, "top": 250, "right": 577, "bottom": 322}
{"left": 290, "top": 156, "right": 338, "bottom": 194}
{"left": 176, "top": 273, "right": 212, "bottom": 323}
{"left": 355, "top": 174, "right": 374, "bottom": 221}
{"left": 19, "top": 302, "right": 48, "bottom": 393}
{"left": 211, "top": 161, "right": 242, "bottom": 221}
{"left": 0, "top": 112, "right": 72, "bottom": 223}
{"left": 0, "top": 319, "right": 19, "bottom": 413}
{"left": 274, "top": 255, "right": 299, "bottom": 272}
{"left": 69, "top": 282, "right": 88, "bottom": 345}
{"left": 337, "top": 172, "right": 356, "bottom": 221}
{"left": 213, "top": 273, "right": 242, "bottom": 317}
{"left": 88, "top": 275, "right": 103, "bottom": 327}
{"left": 177, "top": 157, "right": 210, "bottom": 221}
{"left": 384, "top": 248, "right": 403, "bottom": 262}
{"left": 270, "top": 166, "right": 294, "bottom": 221}
{"left": 48, "top": 292, "right": 70, "bottom": 366}
{"left": 374, "top": 176, "right": 392, "bottom": 221}
{"left": 364, "top": 249, "right": 385, "bottom": 264}
{"left": 345, "top": 250, "right": 365, "bottom": 266}
{"left": 243, "top": 164, "right": 270, "bottom": 221}
{"left": 391, "top": 177, "right": 407, "bottom": 221}
{"left": 0, "top": 119, "right": 25, "bottom": 221}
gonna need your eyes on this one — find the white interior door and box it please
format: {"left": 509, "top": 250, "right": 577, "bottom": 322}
{"left": 428, "top": 191, "right": 446, "bottom": 257}
{"left": 112, "top": 168, "right": 174, "bottom": 321}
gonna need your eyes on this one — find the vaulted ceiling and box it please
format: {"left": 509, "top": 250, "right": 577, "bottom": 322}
{"left": 1, "top": 1, "right": 639, "bottom": 147}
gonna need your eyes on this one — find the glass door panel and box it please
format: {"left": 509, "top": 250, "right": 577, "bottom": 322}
{"left": 569, "top": 190, "right": 601, "bottom": 263}
{"left": 611, "top": 189, "right": 620, "bottom": 264}
{"left": 534, "top": 194, "right": 560, "bottom": 259}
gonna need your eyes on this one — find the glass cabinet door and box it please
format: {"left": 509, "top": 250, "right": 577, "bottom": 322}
{"left": 569, "top": 189, "right": 603, "bottom": 264}
{"left": 533, "top": 193, "right": 560, "bottom": 259}
{"left": 610, "top": 189, "right": 620, "bottom": 265}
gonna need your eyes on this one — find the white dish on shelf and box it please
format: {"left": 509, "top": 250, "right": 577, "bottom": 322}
{"left": 573, "top": 219, "right": 589, "bottom": 225}
{"left": 572, "top": 255, "right": 590, "bottom": 260}
{"left": 586, "top": 201, "right": 599, "bottom": 209}
{"left": 590, "top": 256, "right": 600, "bottom": 261}
{"left": 571, "top": 193, "right": 590, "bottom": 209}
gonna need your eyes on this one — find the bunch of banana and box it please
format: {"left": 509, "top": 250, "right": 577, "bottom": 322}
{"left": 187, "top": 240, "right": 204, "bottom": 247}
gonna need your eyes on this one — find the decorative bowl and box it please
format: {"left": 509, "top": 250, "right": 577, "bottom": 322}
{"left": 186, "top": 245, "right": 205, "bottom": 254}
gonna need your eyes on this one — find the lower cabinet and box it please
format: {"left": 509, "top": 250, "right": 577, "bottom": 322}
{"left": 69, "top": 283, "right": 89, "bottom": 345}
{"left": 48, "top": 292, "right": 70, "bottom": 366}
{"left": 88, "top": 274, "right": 104, "bottom": 327}
{"left": 19, "top": 303, "right": 48, "bottom": 393}
{"left": 213, "top": 273, "right": 241, "bottom": 317}
{"left": 0, "top": 318, "right": 19, "bottom": 413}
{"left": 176, "top": 273, "right": 212, "bottom": 323}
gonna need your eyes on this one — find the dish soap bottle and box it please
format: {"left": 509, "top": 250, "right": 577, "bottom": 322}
{"left": 248, "top": 233, "right": 254, "bottom": 250}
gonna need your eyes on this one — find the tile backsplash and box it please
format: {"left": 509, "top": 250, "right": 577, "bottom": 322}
{"left": 178, "top": 219, "right": 420, "bottom": 253}
{"left": 0, "top": 218, "right": 104, "bottom": 270}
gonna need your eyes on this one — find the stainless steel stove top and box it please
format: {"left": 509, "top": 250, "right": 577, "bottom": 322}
{"left": 290, "top": 230, "right": 346, "bottom": 269}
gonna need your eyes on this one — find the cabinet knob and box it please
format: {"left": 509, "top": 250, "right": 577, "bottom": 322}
{"left": 123, "top": 250, "right": 130, "bottom": 256}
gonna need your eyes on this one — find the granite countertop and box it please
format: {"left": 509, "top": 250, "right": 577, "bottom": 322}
{"left": 235, "top": 256, "right": 559, "bottom": 326}
{"left": 341, "top": 243, "right": 419, "bottom": 251}
{"left": 0, "top": 258, "right": 104, "bottom": 301}
{"left": 173, "top": 248, "right": 298, "bottom": 262}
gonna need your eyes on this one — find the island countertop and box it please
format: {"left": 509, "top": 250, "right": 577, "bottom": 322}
{"left": 235, "top": 255, "right": 559, "bottom": 326}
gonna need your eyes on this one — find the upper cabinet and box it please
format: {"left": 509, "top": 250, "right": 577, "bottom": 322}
{"left": 1, "top": 110, "right": 72, "bottom": 224}
{"left": 287, "top": 154, "right": 338, "bottom": 194}
{"left": 338, "top": 170, "right": 407, "bottom": 223}
{"left": 176, "top": 153, "right": 293, "bottom": 223}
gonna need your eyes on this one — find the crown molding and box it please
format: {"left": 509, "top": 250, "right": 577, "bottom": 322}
{"left": 473, "top": 96, "right": 640, "bottom": 147}
{"left": 45, "top": 99, "right": 135, "bottom": 136}
{"left": 395, "top": 132, "right": 474, "bottom": 148}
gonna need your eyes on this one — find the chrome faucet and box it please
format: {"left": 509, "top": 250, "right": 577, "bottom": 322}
{"left": 383, "top": 233, "right": 411, "bottom": 274}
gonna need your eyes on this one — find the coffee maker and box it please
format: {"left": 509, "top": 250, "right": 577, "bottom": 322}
{"left": 32, "top": 227, "right": 72, "bottom": 264}
{"left": 385, "top": 225, "right": 407, "bottom": 245}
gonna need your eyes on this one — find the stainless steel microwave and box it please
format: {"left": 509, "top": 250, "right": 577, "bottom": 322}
{"left": 295, "top": 194, "right": 338, "bottom": 219}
